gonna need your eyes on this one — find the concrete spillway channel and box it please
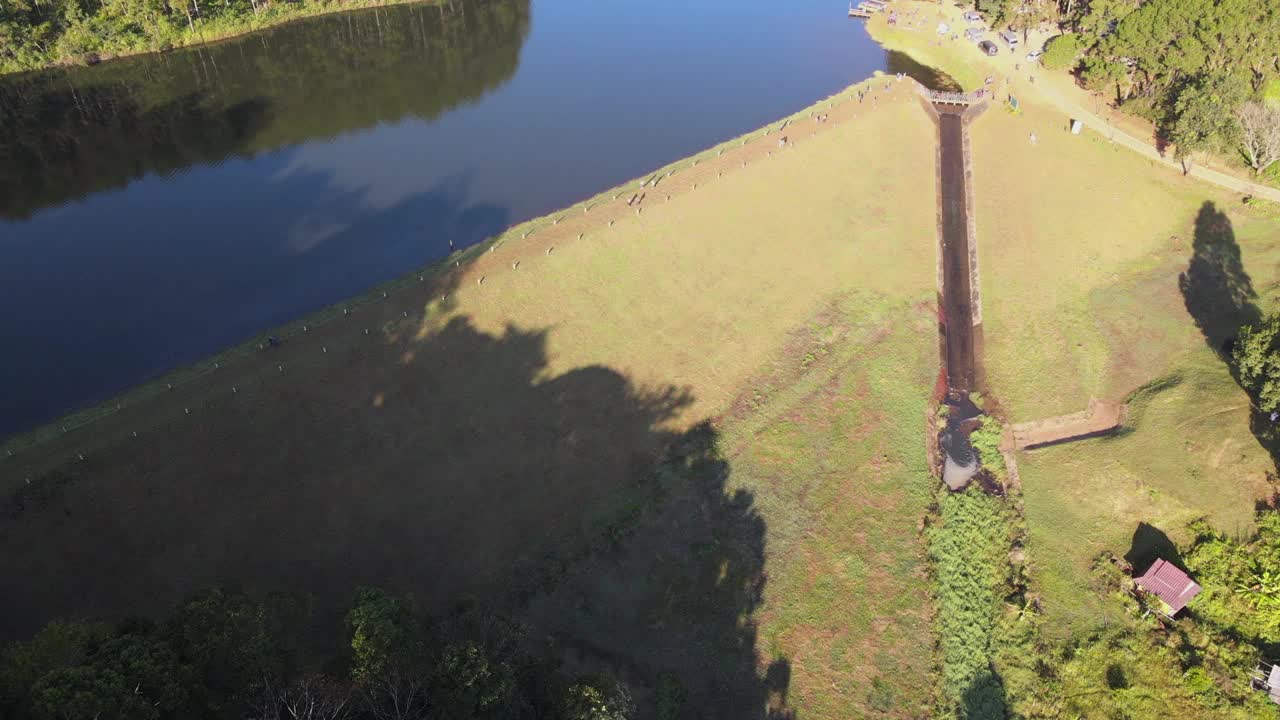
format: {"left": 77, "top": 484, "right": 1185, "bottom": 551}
{"left": 918, "top": 88, "right": 989, "bottom": 490}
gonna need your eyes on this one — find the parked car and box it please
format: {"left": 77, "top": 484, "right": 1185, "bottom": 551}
{"left": 963, "top": 10, "right": 982, "bottom": 23}
{"left": 1026, "top": 49, "right": 1044, "bottom": 62}
{"left": 964, "top": 27, "right": 984, "bottom": 42}
{"left": 1000, "top": 30, "right": 1019, "bottom": 47}
{"left": 978, "top": 40, "right": 998, "bottom": 56}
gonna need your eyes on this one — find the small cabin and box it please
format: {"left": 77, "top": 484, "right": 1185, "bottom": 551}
{"left": 1134, "top": 558, "right": 1201, "bottom": 618}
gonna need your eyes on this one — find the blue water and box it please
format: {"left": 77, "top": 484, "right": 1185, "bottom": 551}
{"left": 0, "top": 0, "right": 932, "bottom": 438}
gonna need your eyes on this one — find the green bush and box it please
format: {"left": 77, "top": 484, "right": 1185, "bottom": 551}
{"left": 970, "top": 416, "right": 1006, "bottom": 483}
{"left": 1040, "top": 34, "right": 1086, "bottom": 71}
{"left": 655, "top": 673, "right": 685, "bottom": 720}
{"left": 560, "top": 676, "right": 634, "bottom": 720}
{"left": 1234, "top": 314, "right": 1280, "bottom": 412}
{"left": 1184, "top": 512, "right": 1280, "bottom": 642}
{"left": 928, "top": 487, "right": 1011, "bottom": 712}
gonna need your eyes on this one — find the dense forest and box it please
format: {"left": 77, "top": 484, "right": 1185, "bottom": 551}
{"left": 0, "top": 586, "right": 643, "bottom": 720}
{"left": 0, "top": 0, "right": 529, "bottom": 219}
{"left": 0, "top": 0, "right": 447, "bottom": 73}
{"left": 1, "top": 417, "right": 785, "bottom": 720}
{"left": 979, "top": 0, "right": 1280, "bottom": 178}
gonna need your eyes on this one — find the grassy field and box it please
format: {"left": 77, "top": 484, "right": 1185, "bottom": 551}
{"left": 0, "top": 80, "right": 940, "bottom": 717}
{"left": 729, "top": 294, "right": 939, "bottom": 717}
{"left": 10, "top": 9, "right": 1280, "bottom": 708}
{"left": 530, "top": 293, "right": 941, "bottom": 717}
{"left": 965, "top": 78, "right": 1280, "bottom": 640}
{"left": 872, "top": 5, "right": 1280, "bottom": 642}
{"left": 1019, "top": 351, "right": 1276, "bottom": 637}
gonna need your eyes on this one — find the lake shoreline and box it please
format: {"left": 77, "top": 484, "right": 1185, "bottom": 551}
{"left": 1, "top": 0, "right": 443, "bottom": 79}
{"left": 0, "top": 71, "right": 925, "bottom": 477}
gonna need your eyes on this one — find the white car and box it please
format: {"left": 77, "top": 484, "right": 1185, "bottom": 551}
{"left": 999, "top": 30, "right": 1019, "bottom": 47}
{"left": 963, "top": 11, "right": 982, "bottom": 23}
{"left": 1026, "top": 49, "right": 1044, "bottom": 62}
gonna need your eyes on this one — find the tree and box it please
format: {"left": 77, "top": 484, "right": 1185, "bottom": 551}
{"left": 3, "top": 624, "right": 194, "bottom": 719}
{"left": 165, "top": 588, "right": 307, "bottom": 708}
{"left": 1170, "top": 73, "right": 1247, "bottom": 174}
{"left": 1237, "top": 101, "right": 1280, "bottom": 175}
{"left": 345, "top": 588, "right": 420, "bottom": 687}
{"left": 1233, "top": 313, "right": 1280, "bottom": 413}
{"left": 0, "top": 621, "right": 107, "bottom": 710}
{"left": 558, "top": 677, "right": 634, "bottom": 720}
{"left": 252, "top": 674, "right": 353, "bottom": 720}
{"left": 1079, "top": 55, "right": 1128, "bottom": 106}
{"left": 30, "top": 665, "right": 158, "bottom": 720}
{"left": 1009, "top": 0, "right": 1052, "bottom": 45}
{"left": 1070, "top": 0, "right": 1140, "bottom": 37}
{"left": 654, "top": 674, "right": 685, "bottom": 720}
{"left": 1040, "top": 33, "right": 1086, "bottom": 71}
{"left": 428, "top": 642, "right": 516, "bottom": 719}
{"left": 90, "top": 633, "right": 190, "bottom": 715}
{"left": 975, "top": 0, "right": 1018, "bottom": 28}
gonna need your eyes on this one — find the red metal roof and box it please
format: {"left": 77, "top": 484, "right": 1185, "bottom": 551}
{"left": 1135, "top": 559, "right": 1201, "bottom": 614}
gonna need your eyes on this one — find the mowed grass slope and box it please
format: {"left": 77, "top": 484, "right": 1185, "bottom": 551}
{"left": 969, "top": 96, "right": 1253, "bottom": 420}
{"left": 528, "top": 293, "right": 940, "bottom": 717}
{"left": 730, "top": 294, "right": 939, "bottom": 717}
{"left": 2, "top": 83, "right": 939, "bottom": 717}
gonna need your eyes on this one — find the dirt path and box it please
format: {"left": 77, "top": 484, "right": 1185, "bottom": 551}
{"left": 1030, "top": 76, "right": 1280, "bottom": 203}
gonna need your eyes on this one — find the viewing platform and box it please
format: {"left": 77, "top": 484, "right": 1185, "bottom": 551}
{"left": 919, "top": 88, "right": 986, "bottom": 109}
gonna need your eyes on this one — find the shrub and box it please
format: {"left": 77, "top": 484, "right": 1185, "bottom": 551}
{"left": 970, "top": 416, "right": 1006, "bottom": 483}
{"left": 928, "top": 487, "right": 1011, "bottom": 712}
{"left": 655, "top": 673, "right": 685, "bottom": 720}
{"left": 866, "top": 676, "right": 894, "bottom": 713}
{"left": 1183, "top": 510, "right": 1280, "bottom": 642}
{"left": 560, "top": 676, "right": 634, "bottom": 720}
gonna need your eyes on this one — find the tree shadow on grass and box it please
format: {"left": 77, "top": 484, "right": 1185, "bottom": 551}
{"left": 1177, "top": 201, "right": 1280, "bottom": 465}
{"left": 1124, "top": 522, "right": 1184, "bottom": 575}
{"left": 525, "top": 423, "right": 790, "bottom": 717}
{"left": 960, "top": 669, "right": 1008, "bottom": 720}
{"left": 0, "top": 310, "right": 789, "bottom": 715}
{"left": 1179, "top": 201, "right": 1261, "bottom": 358}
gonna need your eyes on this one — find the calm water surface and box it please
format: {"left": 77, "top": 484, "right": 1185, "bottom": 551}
{"left": 0, "top": 0, "right": 947, "bottom": 438}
